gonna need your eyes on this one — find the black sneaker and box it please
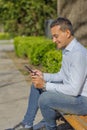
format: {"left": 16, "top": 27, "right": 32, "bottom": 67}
{"left": 57, "top": 122, "right": 74, "bottom": 130}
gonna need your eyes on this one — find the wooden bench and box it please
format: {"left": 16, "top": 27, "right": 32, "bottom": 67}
{"left": 64, "top": 115, "right": 87, "bottom": 130}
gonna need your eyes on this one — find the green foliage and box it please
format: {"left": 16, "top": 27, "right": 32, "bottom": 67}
{"left": 14, "top": 36, "right": 33, "bottom": 57}
{"left": 0, "top": 32, "right": 11, "bottom": 40}
{"left": 14, "top": 36, "right": 56, "bottom": 61}
{"left": 42, "top": 50, "right": 62, "bottom": 73}
{"left": 29, "top": 39, "right": 56, "bottom": 65}
{"left": 0, "top": 0, "right": 57, "bottom": 36}
{"left": 14, "top": 36, "right": 62, "bottom": 73}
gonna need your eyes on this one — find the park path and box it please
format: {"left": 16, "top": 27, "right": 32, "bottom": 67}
{"left": 0, "top": 43, "right": 42, "bottom": 130}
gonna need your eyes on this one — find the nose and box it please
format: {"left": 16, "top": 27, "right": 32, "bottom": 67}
{"left": 52, "top": 37, "right": 56, "bottom": 43}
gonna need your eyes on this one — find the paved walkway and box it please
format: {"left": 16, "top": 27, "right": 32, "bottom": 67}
{"left": 0, "top": 43, "right": 42, "bottom": 130}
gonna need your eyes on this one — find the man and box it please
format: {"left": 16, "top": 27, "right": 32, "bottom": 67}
{"left": 6, "top": 17, "right": 87, "bottom": 130}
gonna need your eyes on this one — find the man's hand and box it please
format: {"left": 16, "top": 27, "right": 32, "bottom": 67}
{"left": 31, "top": 70, "right": 45, "bottom": 89}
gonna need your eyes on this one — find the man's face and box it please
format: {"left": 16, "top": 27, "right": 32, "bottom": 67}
{"left": 51, "top": 25, "right": 70, "bottom": 49}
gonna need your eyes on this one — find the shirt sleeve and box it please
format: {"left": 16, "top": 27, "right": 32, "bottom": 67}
{"left": 43, "top": 68, "right": 63, "bottom": 83}
{"left": 45, "top": 52, "right": 87, "bottom": 96}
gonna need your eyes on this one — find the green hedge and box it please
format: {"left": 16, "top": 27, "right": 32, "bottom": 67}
{"left": 0, "top": 32, "right": 11, "bottom": 40}
{"left": 14, "top": 36, "right": 62, "bottom": 73}
{"left": 42, "top": 50, "right": 62, "bottom": 73}
{"left": 28, "top": 39, "right": 56, "bottom": 65}
{"left": 14, "top": 36, "right": 31, "bottom": 57}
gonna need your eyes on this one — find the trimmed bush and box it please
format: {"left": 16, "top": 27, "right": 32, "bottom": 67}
{"left": 0, "top": 32, "right": 11, "bottom": 40}
{"left": 14, "top": 36, "right": 31, "bottom": 57}
{"left": 14, "top": 36, "right": 56, "bottom": 62}
{"left": 14, "top": 36, "right": 62, "bottom": 73}
{"left": 42, "top": 50, "right": 62, "bottom": 73}
{"left": 29, "top": 39, "right": 56, "bottom": 65}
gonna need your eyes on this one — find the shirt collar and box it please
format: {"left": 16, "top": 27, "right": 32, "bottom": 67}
{"left": 63, "top": 38, "right": 76, "bottom": 54}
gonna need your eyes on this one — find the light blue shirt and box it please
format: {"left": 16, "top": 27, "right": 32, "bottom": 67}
{"left": 44, "top": 38, "right": 87, "bottom": 97}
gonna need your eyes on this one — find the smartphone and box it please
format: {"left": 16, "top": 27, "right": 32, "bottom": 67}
{"left": 24, "top": 65, "right": 36, "bottom": 75}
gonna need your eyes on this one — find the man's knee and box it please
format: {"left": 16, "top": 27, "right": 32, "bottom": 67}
{"left": 38, "top": 92, "right": 52, "bottom": 108}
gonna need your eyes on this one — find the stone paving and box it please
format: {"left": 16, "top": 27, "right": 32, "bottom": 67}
{"left": 0, "top": 43, "right": 42, "bottom": 130}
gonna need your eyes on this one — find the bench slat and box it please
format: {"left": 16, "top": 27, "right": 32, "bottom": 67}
{"left": 80, "top": 116, "right": 87, "bottom": 122}
{"left": 64, "top": 115, "right": 87, "bottom": 130}
{"left": 75, "top": 116, "right": 87, "bottom": 129}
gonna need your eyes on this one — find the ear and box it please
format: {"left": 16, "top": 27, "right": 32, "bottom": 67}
{"left": 66, "top": 29, "right": 71, "bottom": 38}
